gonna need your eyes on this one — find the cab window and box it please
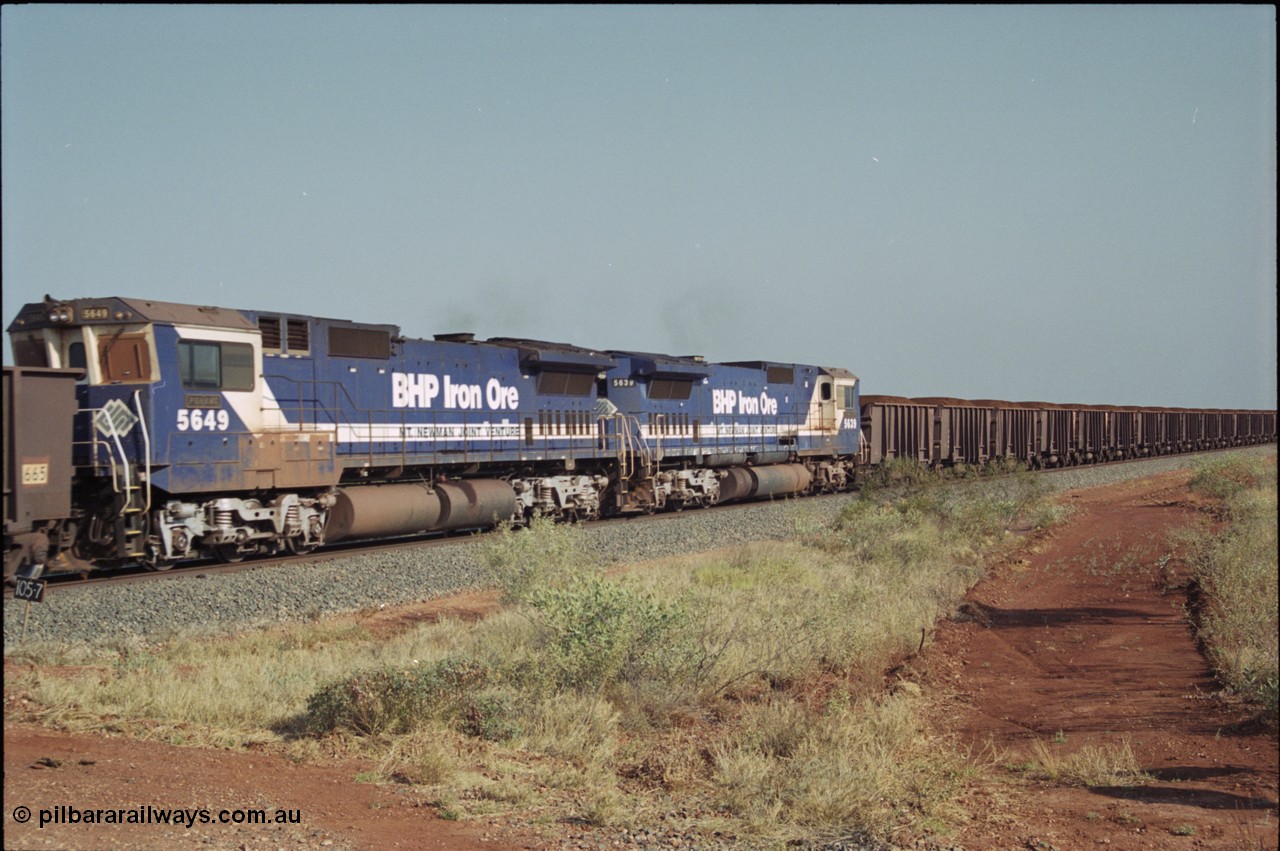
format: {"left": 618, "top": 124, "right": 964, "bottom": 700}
{"left": 842, "top": 386, "right": 857, "bottom": 410}
{"left": 11, "top": 334, "right": 49, "bottom": 367}
{"left": 68, "top": 341, "right": 86, "bottom": 371}
{"left": 178, "top": 341, "right": 254, "bottom": 391}
{"left": 68, "top": 341, "right": 88, "bottom": 383}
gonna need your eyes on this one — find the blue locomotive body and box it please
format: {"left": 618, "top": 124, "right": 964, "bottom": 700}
{"left": 6, "top": 297, "right": 859, "bottom": 572}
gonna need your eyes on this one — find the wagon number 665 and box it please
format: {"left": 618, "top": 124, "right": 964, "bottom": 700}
{"left": 177, "top": 409, "right": 230, "bottom": 431}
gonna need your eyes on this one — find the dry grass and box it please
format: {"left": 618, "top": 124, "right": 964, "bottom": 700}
{"left": 1025, "top": 737, "right": 1149, "bottom": 787}
{"left": 5, "top": 468, "right": 1072, "bottom": 844}
{"left": 1186, "top": 456, "right": 1279, "bottom": 723}
{"left": 374, "top": 728, "right": 459, "bottom": 786}
{"left": 714, "top": 693, "right": 971, "bottom": 842}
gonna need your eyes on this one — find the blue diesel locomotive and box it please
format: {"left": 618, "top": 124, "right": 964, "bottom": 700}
{"left": 5, "top": 296, "right": 860, "bottom": 576}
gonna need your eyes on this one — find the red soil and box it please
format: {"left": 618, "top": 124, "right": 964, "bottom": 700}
{"left": 914, "top": 469, "right": 1277, "bottom": 850}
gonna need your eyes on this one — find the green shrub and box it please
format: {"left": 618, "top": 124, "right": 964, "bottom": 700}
{"left": 462, "top": 689, "right": 523, "bottom": 741}
{"left": 524, "top": 573, "right": 686, "bottom": 693}
{"left": 858, "top": 457, "right": 937, "bottom": 495}
{"left": 479, "top": 516, "right": 589, "bottom": 605}
{"left": 304, "top": 656, "right": 489, "bottom": 736}
{"left": 1189, "top": 457, "right": 1274, "bottom": 503}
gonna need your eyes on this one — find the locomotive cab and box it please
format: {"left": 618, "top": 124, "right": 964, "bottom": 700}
{"left": 6, "top": 297, "right": 297, "bottom": 569}
{"left": 805, "top": 368, "right": 859, "bottom": 437}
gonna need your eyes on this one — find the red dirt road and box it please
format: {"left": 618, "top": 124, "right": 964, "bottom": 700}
{"left": 918, "top": 470, "right": 1278, "bottom": 849}
{"left": 1, "top": 725, "right": 512, "bottom": 850}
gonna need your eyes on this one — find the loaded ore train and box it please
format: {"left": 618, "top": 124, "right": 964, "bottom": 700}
{"left": 3, "top": 295, "right": 1275, "bottom": 581}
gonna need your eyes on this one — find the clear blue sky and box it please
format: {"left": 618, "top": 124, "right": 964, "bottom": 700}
{"left": 3, "top": 5, "right": 1275, "bottom": 408}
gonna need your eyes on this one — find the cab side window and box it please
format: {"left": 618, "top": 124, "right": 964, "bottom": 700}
{"left": 178, "top": 341, "right": 254, "bottom": 391}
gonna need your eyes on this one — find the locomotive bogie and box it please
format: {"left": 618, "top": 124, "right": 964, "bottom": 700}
{"left": 512, "top": 474, "right": 609, "bottom": 521}
{"left": 150, "top": 492, "right": 332, "bottom": 564}
{"left": 657, "top": 468, "right": 721, "bottom": 510}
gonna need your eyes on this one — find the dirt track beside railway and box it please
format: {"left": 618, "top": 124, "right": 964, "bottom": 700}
{"left": 4, "top": 468, "right": 1277, "bottom": 849}
{"left": 914, "top": 469, "right": 1278, "bottom": 849}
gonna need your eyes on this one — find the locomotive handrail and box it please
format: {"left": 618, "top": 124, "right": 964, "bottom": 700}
{"left": 133, "top": 389, "right": 152, "bottom": 514}
{"left": 73, "top": 407, "right": 122, "bottom": 493}
{"left": 104, "top": 409, "right": 132, "bottom": 501}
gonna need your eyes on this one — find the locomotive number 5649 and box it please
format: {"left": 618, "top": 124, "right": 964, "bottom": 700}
{"left": 176, "top": 409, "right": 230, "bottom": 431}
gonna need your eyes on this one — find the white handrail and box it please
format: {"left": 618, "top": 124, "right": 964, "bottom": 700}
{"left": 106, "top": 413, "right": 131, "bottom": 499}
{"left": 133, "top": 390, "right": 152, "bottom": 513}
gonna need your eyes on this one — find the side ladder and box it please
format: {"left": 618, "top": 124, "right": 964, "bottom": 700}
{"left": 100, "top": 392, "right": 153, "bottom": 559}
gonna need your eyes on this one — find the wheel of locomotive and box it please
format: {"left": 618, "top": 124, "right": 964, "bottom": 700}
{"left": 285, "top": 537, "right": 316, "bottom": 556}
{"left": 214, "top": 544, "right": 245, "bottom": 564}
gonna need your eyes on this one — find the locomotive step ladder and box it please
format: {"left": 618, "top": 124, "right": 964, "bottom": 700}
{"left": 615, "top": 413, "right": 653, "bottom": 481}
{"left": 95, "top": 394, "right": 153, "bottom": 559}
{"left": 116, "top": 482, "right": 149, "bottom": 558}
{"left": 612, "top": 412, "right": 656, "bottom": 512}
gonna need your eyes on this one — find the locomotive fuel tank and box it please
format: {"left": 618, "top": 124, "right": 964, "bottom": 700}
{"left": 327, "top": 479, "right": 517, "bottom": 541}
{"left": 717, "top": 463, "right": 812, "bottom": 503}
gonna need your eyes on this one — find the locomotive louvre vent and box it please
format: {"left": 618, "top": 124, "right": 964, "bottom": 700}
{"left": 766, "top": 367, "right": 794, "bottom": 385}
{"left": 648, "top": 378, "right": 693, "bottom": 400}
{"left": 328, "top": 325, "right": 389, "bottom": 359}
{"left": 537, "top": 370, "right": 594, "bottom": 396}
{"left": 258, "top": 317, "right": 282, "bottom": 350}
{"left": 259, "top": 316, "right": 310, "bottom": 355}
{"left": 287, "top": 320, "right": 311, "bottom": 354}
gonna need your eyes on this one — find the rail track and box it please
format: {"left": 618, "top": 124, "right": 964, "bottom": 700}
{"left": 5, "top": 445, "right": 1274, "bottom": 648}
{"left": 16, "top": 488, "right": 855, "bottom": 597}
{"left": 12, "top": 443, "right": 1271, "bottom": 600}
